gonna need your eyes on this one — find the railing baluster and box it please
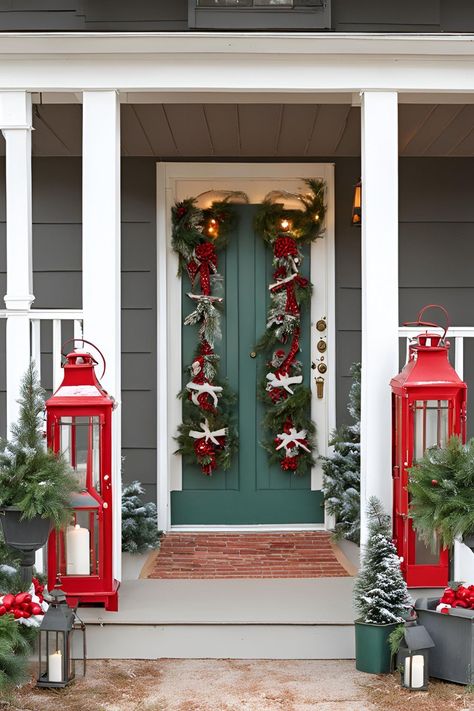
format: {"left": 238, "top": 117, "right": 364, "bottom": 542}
{"left": 31, "top": 319, "right": 41, "bottom": 379}
{"left": 52, "top": 319, "right": 62, "bottom": 392}
{"left": 455, "top": 337, "right": 464, "bottom": 380}
{"left": 74, "top": 319, "right": 83, "bottom": 342}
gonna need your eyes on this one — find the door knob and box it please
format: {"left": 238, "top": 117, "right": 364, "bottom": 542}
{"left": 317, "top": 362, "right": 327, "bottom": 374}
{"left": 250, "top": 351, "right": 257, "bottom": 359}
{"left": 316, "top": 319, "right": 327, "bottom": 332}
{"left": 315, "top": 376, "right": 324, "bottom": 399}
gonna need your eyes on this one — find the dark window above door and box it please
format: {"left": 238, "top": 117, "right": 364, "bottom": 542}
{"left": 188, "top": 0, "right": 331, "bottom": 30}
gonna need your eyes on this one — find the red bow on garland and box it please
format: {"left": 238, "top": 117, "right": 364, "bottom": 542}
{"left": 187, "top": 242, "right": 218, "bottom": 296}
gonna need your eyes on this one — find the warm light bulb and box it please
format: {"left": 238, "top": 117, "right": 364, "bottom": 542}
{"left": 210, "top": 218, "right": 217, "bottom": 225}
{"left": 280, "top": 219, "right": 290, "bottom": 231}
{"left": 314, "top": 214, "right": 319, "bottom": 222}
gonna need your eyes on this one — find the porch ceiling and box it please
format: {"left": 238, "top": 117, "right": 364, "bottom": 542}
{"left": 2, "top": 102, "right": 474, "bottom": 157}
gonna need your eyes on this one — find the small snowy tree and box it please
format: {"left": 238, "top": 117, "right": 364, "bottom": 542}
{"left": 121, "top": 481, "right": 161, "bottom": 554}
{"left": 354, "top": 497, "right": 409, "bottom": 625}
{"left": 322, "top": 362, "right": 360, "bottom": 542}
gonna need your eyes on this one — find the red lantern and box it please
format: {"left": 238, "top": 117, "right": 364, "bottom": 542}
{"left": 391, "top": 305, "right": 467, "bottom": 588}
{"left": 46, "top": 342, "right": 118, "bottom": 611}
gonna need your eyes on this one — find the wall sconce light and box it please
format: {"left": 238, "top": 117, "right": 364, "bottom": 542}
{"left": 351, "top": 180, "right": 361, "bottom": 227}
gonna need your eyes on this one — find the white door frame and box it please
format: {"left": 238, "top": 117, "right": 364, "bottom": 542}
{"left": 157, "top": 162, "right": 335, "bottom": 532}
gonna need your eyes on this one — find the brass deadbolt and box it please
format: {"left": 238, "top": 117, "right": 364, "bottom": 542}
{"left": 317, "top": 362, "right": 327, "bottom": 374}
{"left": 250, "top": 351, "right": 257, "bottom": 359}
{"left": 316, "top": 319, "right": 327, "bottom": 332}
{"left": 317, "top": 339, "right": 327, "bottom": 353}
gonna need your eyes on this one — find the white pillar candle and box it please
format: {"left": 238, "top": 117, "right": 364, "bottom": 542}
{"left": 48, "top": 650, "right": 62, "bottom": 683}
{"left": 66, "top": 524, "right": 90, "bottom": 575}
{"left": 404, "top": 654, "right": 424, "bottom": 689}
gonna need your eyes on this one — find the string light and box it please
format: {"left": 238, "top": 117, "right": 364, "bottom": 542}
{"left": 207, "top": 217, "right": 218, "bottom": 238}
{"left": 280, "top": 218, "right": 291, "bottom": 232}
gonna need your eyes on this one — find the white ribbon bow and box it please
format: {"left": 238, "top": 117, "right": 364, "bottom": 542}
{"left": 275, "top": 427, "right": 311, "bottom": 454}
{"left": 186, "top": 381, "right": 223, "bottom": 407}
{"left": 189, "top": 419, "right": 227, "bottom": 445}
{"left": 266, "top": 372, "right": 303, "bottom": 395}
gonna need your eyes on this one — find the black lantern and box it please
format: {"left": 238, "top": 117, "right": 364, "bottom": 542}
{"left": 37, "top": 588, "right": 86, "bottom": 688}
{"left": 351, "top": 180, "right": 361, "bottom": 226}
{"left": 397, "top": 625, "right": 435, "bottom": 691}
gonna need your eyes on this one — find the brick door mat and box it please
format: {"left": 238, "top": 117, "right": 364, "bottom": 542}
{"left": 146, "top": 532, "right": 353, "bottom": 579}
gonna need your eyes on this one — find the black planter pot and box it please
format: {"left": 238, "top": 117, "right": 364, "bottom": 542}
{"left": 463, "top": 533, "right": 474, "bottom": 553}
{"left": 0, "top": 507, "right": 52, "bottom": 585}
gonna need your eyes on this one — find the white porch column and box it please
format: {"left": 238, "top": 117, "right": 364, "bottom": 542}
{"left": 82, "top": 91, "right": 121, "bottom": 580}
{"left": 360, "top": 92, "right": 399, "bottom": 544}
{"left": 0, "top": 91, "right": 34, "bottom": 431}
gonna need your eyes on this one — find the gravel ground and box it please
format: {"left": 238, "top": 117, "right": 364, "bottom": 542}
{"left": 1, "top": 660, "right": 473, "bottom": 711}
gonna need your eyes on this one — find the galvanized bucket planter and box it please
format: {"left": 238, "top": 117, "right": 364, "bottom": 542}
{"left": 415, "top": 597, "right": 474, "bottom": 685}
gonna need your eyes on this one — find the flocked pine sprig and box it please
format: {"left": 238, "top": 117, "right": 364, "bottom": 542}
{"left": 184, "top": 298, "right": 222, "bottom": 348}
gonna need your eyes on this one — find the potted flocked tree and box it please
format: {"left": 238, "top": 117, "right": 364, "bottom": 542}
{"left": 0, "top": 364, "right": 78, "bottom": 584}
{"left": 122, "top": 480, "right": 161, "bottom": 580}
{"left": 354, "top": 497, "right": 410, "bottom": 674}
{"left": 408, "top": 436, "right": 474, "bottom": 554}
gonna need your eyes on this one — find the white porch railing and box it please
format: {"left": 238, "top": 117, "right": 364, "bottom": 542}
{"left": 0, "top": 309, "right": 83, "bottom": 392}
{"left": 398, "top": 324, "right": 474, "bottom": 583}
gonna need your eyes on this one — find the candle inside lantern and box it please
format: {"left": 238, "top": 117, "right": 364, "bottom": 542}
{"left": 48, "top": 650, "right": 62, "bottom": 683}
{"left": 66, "top": 524, "right": 90, "bottom": 575}
{"left": 404, "top": 654, "right": 424, "bottom": 689}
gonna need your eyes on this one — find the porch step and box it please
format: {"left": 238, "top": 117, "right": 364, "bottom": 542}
{"left": 147, "top": 532, "right": 351, "bottom": 579}
{"left": 77, "top": 578, "right": 356, "bottom": 660}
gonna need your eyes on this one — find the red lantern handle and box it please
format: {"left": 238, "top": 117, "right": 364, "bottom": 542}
{"left": 403, "top": 303, "right": 450, "bottom": 341}
{"left": 61, "top": 338, "right": 107, "bottom": 380}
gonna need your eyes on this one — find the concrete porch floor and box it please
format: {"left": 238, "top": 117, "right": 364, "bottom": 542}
{"left": 11, "top": 659, "right": 470, "bottom": 711}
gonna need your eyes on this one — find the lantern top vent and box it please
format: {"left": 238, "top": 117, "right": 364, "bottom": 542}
{"left": 391, "top": 305, "right": 466, "bottom": 393}
{"left": 46, "top": 340, "right": 114, "bottom": 409}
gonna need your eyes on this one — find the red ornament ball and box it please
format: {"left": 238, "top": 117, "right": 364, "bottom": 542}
{"left": 431, "top": 479, "right": 439, "bottom": 486}
{"left": 281, "top": 456, "right": 298, "bottom": 471}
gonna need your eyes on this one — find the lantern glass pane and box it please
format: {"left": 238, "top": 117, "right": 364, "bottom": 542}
{"left": 56, "top": 509, "right": 100, "bottom": 577}
{"left": 415, "top": 532, "right": 440, "bottom": 565}
{"left": 414, "top": 400, "right": 449, "bottom": 461}
{"left": 59, "top": 416, "right": 101, "bottom": 493}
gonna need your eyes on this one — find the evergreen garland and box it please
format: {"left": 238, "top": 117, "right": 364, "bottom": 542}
{"left": 322, "top": 362, "right": 361, "bottom": 542}
{"left": 408, "top": 436, "right": 474, "bottom": 549}
{"left": 254, "top": 179, "right": 325, "bottom": 474}
{"left": 122, "top": 481, "right": 162, "bottom": 554}
{"left": 171, "top": 194, "right": 244, "bottom": 476}
{"left": 0, "top": 363, "right": 78, "bottom": 527}
{"left": 354, "top": 497, "right": 410, "bottom": 625}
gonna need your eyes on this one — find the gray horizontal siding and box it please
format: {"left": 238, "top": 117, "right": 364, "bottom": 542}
{"left": 0, "top": 0, "right": 472, "bottom": 32}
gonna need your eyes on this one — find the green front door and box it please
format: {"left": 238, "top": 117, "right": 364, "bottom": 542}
{"left": 171, "top": 205, "right": 324, "bottom": 525}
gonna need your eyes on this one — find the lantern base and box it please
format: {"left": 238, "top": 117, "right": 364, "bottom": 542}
{"left": 37, "top": 674, "right": 74, "bottom": 689}
{"left": 64, "top": 579, "right": 120, "bottom": 612}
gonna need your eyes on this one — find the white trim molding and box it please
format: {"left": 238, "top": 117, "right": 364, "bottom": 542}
{"left": 2, "top": 34, "right": 474, "bottom": 96}
{"left": 360, "top": 92, "right": 399, "bottom": 545}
